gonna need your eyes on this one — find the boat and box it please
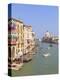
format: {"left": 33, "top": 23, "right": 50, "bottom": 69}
{"left": 42, "top": 53, "right": 50, "bottom": 57}
{"left": 39, "top": 39, "right": 41, "bottom": 42}
{"left": 23, "top": 53, "right": 32, "bottom": 62}
{"left": 49, "top": 44, "right": 53, "bottom": 47}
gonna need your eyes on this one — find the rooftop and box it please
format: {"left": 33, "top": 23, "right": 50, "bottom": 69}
{"left": 8, "top": 18, "right": 23, "bottom": 23}
{"left": 23, "top": 24, "right": 32, "bottom": 27}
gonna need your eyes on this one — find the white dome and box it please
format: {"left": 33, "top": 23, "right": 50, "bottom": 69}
{"left": 45, "top": 31, "right": 51, "bottom": 38}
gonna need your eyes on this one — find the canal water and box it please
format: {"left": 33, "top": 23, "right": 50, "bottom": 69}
{"left": 12, "top": 42, "right": 58, "bottom": 76}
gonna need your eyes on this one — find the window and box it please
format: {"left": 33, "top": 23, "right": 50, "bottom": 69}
{"left": 11, "top": 46, "right": 15, "bottom": 59}
{"left": 8, "top": 46, "right": 11, "bottom": 57}
{"left": 8, "top": 22, "right": 16, "bottom": 30}
{"left": 27, "top": 39, "right": 30, "bottom": 44}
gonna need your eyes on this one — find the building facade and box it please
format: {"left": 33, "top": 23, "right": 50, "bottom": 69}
{"left": 8, "top": 18, "right": 24, "bottom": 70}
{"left": 8, "top": 18, "right": 36, "bottom": 69}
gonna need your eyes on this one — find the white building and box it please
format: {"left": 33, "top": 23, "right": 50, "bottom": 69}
{"left": 44, "top": 31, "right": 52, "bottom": 38}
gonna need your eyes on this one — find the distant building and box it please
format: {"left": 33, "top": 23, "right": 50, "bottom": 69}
{"left": 42, "top": 31, "right": 58, "bottom": 44}
{"left": 52, "top": 36, "right": 58, "bottom": 44}
{"left": 44, "top": 31, "right": 52, "bottom": 39}
{"left": 23, "top": 25, "right": 35, "bottom": 53}
{"left": 52, "top": 36, "right": 58, "bottom": 41}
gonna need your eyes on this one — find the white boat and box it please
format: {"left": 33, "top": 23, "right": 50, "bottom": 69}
{"left": 39, "top": 39, "right": 41, "bottom": 42}
{"left": 42, "top": 53, "right": 50, "bottom": 57}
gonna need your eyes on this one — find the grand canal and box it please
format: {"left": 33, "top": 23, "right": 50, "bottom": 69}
{"left": 12, "top": 41, "right": 58, "bottom": 76}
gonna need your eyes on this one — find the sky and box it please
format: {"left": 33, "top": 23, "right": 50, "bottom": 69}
{"left": 8, "top": 4, "right": 58, "bottom": 38}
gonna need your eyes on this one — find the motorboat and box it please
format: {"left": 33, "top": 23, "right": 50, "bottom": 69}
{"left": 49, "top": 44, "right": 53, "bottom": 47}
{"left": 39, "top": 39, "right": 41, "bottom": 42}
{"left": 42, "top": 53, "right": 50, "bottom": 57}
